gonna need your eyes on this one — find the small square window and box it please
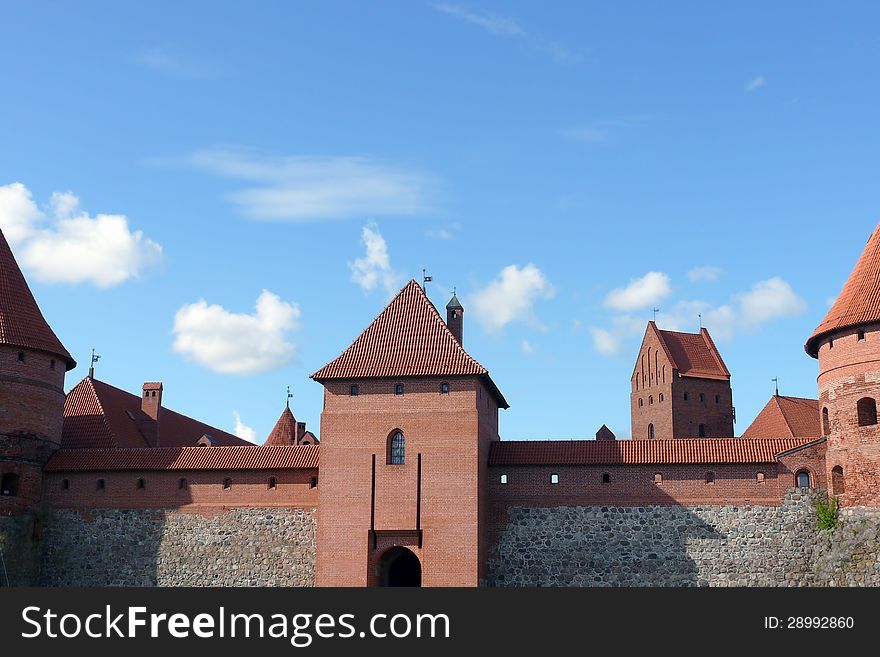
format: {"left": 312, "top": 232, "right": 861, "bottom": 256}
{"left": 350, "top": 384, "right": 359, "bottom": 396}
{"left": 223, "top": 478, "right": 232, "bottom": 489}
{"left": 268, "top": 477, "right": 277, "bottom": 490}
{"left": 96, "top": 479, "right": 105, "bottom": 490}
{"left": 550, "top": 473, "right": 559, "bottom": 485}
{"left": 17, "top": 352, "right": 25, "bottom": 363}
{"left": 395, "top": 383, "right": 404, "bottom": 395}
{"left": 653, "top": 473, "right": 662, "bottom": 484}
{"left": 137, "top": 478, "right": 146, "bottom": 490}
{"left": 601, "top": 473, "right": 610, "bottom": 484}
{"left": 441, "top": 382, "right": 449, "bottom": 394}
{"left": 500, "top": 474, "right": 508, "bottom": 484}
{"left": 756, "top": 472, "right": 765, "bottom": 483}
{"left": 61, "top": 479, "right": 70, "bottom": 490}
{"left": 310, "top": 476, "right": 318, "bottom": 489}
{"left": 858, "top": 330, "right": 865, "bottom": 341}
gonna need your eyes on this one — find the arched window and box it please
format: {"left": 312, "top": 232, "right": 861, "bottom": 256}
{"left": 756, "top": 472, "right": 765, "bottom": 483}
{"left": 662, "top": 365, "right": 666, "bottom": 383}
{"left": 648, "top": 423, "right": 655, "bottom": 440}
{"left": 857, "top": 397, "right": 877, "bottom": 426}
{"left": 698, "top": 424, "right": 706, "bottom": 437}
{"left": 1, "top": 473, "right": 19, "bottom": 497}
{"left": 649, "top": 395, "right": 653, "bottom": 405}
{"left": 223, "top": 477, "right": 232, "bottom": 489}
{"left": 440, "top": 382, "right": 449, "bottom": 395}
{"left": 179, "top": 478, "right": 188, "bottom": 490}
{"left": 395, "top": 383, "right": 404, "bottom": 396}
{"left": 655, "top": 351, "right": 659, "bottom": 383}
{"left": 705, "top": 472, "right": 715, "bottom": 484}
{"left": 388, "top": 431, "right": 405, "bottom": 465}
{"left": 796, "top": 470, "right": 811, "bottom": 488}
{"left": 653, "top": 473, "right": 662, "bottom": 484}
{"left": 268, "top": 477, "right": 278, "bottom": 490}
{"left": 822, "top": 407, "right": 830, "bottom": 435}
{"left": 647, "top": 348, "right": 652, "bottom": 383}
{"left": 659, "top": 393, "right": 664, "bottom": 402}
{"left": 350, "top": 384, "right": 359, "bottom": 396}
{"left": 638, "top": 398, "right": 643, "bottom": 408}
{"left": 831, "top": 466, "right": 845, "bottom": 495}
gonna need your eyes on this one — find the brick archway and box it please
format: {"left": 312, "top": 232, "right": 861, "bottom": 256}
{"left": 377, "top": 546, "right": 421, "bottom": 587}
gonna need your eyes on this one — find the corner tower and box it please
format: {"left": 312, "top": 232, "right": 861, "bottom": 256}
{"left": 806, "top": 223, "right": 880, "bottom": 507}
{"left": 0, "top": 228, "right": 76, "bottom": 513}
{"left": 631, "top": 322, "right": 733, "bottom": 439}
{"left": 311, "top": 280, "right": 507, "bottom": 586}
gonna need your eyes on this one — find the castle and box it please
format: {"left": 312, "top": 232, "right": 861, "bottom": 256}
{"left": 2, "top": 223, "right": 880, "bottom": 587}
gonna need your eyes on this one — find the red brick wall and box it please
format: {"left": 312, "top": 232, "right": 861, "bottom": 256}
{"left": 671, "top": 377, "right": 735, "bottom": 438}
{"left": 41, "top": 468, "right": 318, "bottom": 510}
{"left": 315, "top": 375, "right": 495, "bottom": 587}
{"left": 816, "top": 323, "right": 880, "bottom": 507}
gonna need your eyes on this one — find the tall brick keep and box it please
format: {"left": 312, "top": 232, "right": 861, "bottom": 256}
{"left": 631, "top": 322, "right": 734, "bottom": 440}
{"left": 0, "top": 228, "right": 76, "bottom": 514}
{"left": 806, "top": 223, "right": 880, "bottom": 507}
{"left": 311, "top": 282, "right": 507, "bottom": 586}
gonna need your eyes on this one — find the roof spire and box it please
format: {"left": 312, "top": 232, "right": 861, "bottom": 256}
{"left": 88, "top": 348, "right": 101, "bottom": 379}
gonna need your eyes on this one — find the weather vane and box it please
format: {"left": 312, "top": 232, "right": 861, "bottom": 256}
{"left": 287, "top": 385, "right": 293, "bottom": 408}
{"left": 652, "top": 307, "right": 660, "bottom": 322}
{"left": 88, "top": 348, "right": 101, "bottom": 379}
{"left": 772, "top": 377, "right": 779, "bottom": 397}
{"left": 422, "top": 268, "right": 433, "bottom": 293}
{"left": 698, "top": 313, "right": 703, "bottom": 329}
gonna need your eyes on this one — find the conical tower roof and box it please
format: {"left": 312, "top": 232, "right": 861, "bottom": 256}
{"left": 265, "top": 406, "right": 297, "bottom": 446}
{"left": 806, "top": 223, "right": 880, "bottom": 357}
{"left": 0, "top": 228, "right": 75, "bottom": 369}
{"left": 446, "top": 292, "right": 463, "bottom": 310}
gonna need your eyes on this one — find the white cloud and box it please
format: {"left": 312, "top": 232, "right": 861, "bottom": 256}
{"left": 0, "top": 182, "right": 162, "bottom": 287}
{"left": 179, "top": 148, "right": 435, "bottom": 221}
{"left": 589, "top": 327, "right": 621, "bottom": 356}
{"left": 736, "top": 277, "right": 807, "bottom": 327}
{"left": 746, "top": 75, "right": 766, "bottom": 92}
{"left": 688, "top": 266, "right": 722, "bottom": 282}
{"left": 520, "top": 339, "right": 535, "bottom": 354}
{"left": 232, "top": 411, "right": 257, "bottom": 443}
{"left": 468, "top": 264, "right": 556, "bottom": 332}
{"left": 434, "top": 3, "right": 580, "bottom": 64}
{"left": 172, "top": 290, "right": 301, "bottom": 375}
{"left": 604, "top": 272, "right": 672, "bottom": 312}
{"left": 349, "top": 222, "right": 403, "bottom": 297}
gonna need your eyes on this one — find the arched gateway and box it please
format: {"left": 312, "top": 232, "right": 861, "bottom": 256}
{"left": 378, "top": 547, "right": 421, "bottom": 587}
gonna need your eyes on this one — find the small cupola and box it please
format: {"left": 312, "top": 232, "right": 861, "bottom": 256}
{"left": 446, "top": 291, "right": 464, "bottom": 345}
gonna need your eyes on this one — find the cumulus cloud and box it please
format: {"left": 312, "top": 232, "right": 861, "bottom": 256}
{"left": 735, "top": 277, "right": 807, "bottom": 327}
{"left": 349, "top": 222, "right": 403, "bottom": 297}
{"left": 177, "top": 148, "right": 435, "bottom": 221}
{"left": 0, "top": 182, "right": 162, "bottom": 287}
{"left": 688, "top": 266, "right": 722, "bottom": 282}
{"left": 233, "top": 411, "right": 257, "bottom": 443}
{"left": 468, "top": 264, "right": 555, "bottom": 332}
{"left": 746, "top": 75, "right": 766, "bottom": 92}
{"left": 604, "top": 272, "right": 672, "bottom": 312}
{"left": 589, "top": 327, "right": 621, "bottom": 356}
{"left": 172, "top": 290, "right": 301, "bottom": 375}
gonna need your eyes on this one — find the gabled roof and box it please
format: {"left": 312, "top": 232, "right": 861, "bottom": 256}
{"left": 488, "top": 437, "right": 816, "bottom": 466}
{"left": 741, "top": 396, "right": 821, "bottom": 440}
{"left": 311, "top": 280, "right": 508, "bottom": 407}
{"left": 45, "top": 445, "right": 318, "bottom": 472}
{"left": 647, "top": 321, "right": 730, "bottom": 380}
{"left": 0, "top": 228, "right": 75, "bottom": 369}
{"left": 62, "top": 377, "right": 251, "bottom": 449}
{"left": 265, "top": 406, "right": 297, "bottom": 446}
{"left": 806, "top": 223, "right": 880, "bottom": 357}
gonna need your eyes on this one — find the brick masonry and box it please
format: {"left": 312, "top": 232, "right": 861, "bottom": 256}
{"left": 37, "top": 507, "right": 316, "bottom": 587}
{"left": 486, "top": 490, "right": 880, "bottom": 587}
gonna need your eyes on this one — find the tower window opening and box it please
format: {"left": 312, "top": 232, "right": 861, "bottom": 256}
{"left": 137, "top": 478, "right": 145, "bottom": 490}
{"left": 822, "top": 407, "right": 830, "bottom": 435}
{"left": 659, "top": 393, "right": 664, "bottom": 402}
{"left": 638, "top": 398, "right": 643, "bottom": 408}
{"left": 699, "top": 393, "right": 705, "bottom": 403}
{"left": 649, "top": 395, "right": 653, "bottom": 405}
{"left": 17, "top": 352, "right": 25, "bottom": 363}
{"left": 648, "top": 423, "right": 655, "bottom": 440}
{"left": 602, "top": 473, "right": 610, "bottom": 484}
{"left": 179, "top": 478, "right": 188, "bottom": 490}
{"left": 350, "top": 384, "right": 359, "bottom": 396}
{"left": 857, "top": 397, "right": 877, "bottom": 426}
{"left": 395, "top": 383, "right": 404, "bottom": 396}
{"left": 441, "top": 382, "right": 449, "bottom": 394}
{"left": 388, "top": 431, "right": 405, "bottom": 465}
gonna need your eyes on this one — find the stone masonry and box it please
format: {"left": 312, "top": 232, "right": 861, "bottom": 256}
{"left": 488, "top": 491, "right": 880, "bottom": 587}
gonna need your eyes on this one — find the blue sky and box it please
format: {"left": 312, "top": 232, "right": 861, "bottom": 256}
{"left": 2, "top": 1, "right": 879, "bottom": 442}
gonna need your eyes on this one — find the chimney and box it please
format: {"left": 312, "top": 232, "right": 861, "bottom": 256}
{"left": 446, "top": 291, "right": 464, "bottom": 345}
{"left": 295, "top": 421, "right": 307, "bottom": 445}
{"left": 142, "top": 382, "right": 163, "bottom": 422}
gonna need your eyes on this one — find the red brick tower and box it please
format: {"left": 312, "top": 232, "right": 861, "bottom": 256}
{"left": 631, "top": 322, "right": 733, "bottom": 439}
{"left": 806, "top": 223, "right": 880, "bottom": 507}
{"left": 311, "top": 281, "right": 507, "bottom": 586}
{"left": 0, "top": 228, "right": 76, "bottom": 514}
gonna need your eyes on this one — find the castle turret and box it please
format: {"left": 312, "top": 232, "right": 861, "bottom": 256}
{"left": 446, "top": 292, "right": 464, "bottom": 345}
{"left": 806, "top": 223, "right": 880, "bottom": 507}
{"left": 0, "top": 228, "right": 75, "bottom": 512}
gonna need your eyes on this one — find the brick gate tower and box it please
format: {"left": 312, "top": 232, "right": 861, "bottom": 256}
{"left": 806, "top": 223, "right": 880, "bottom": 507}
{"left": 0, "top": 228, "right": 76, "bottom": 515}
{"left": 311, "top": 281, "right": 507, "bottom": 586}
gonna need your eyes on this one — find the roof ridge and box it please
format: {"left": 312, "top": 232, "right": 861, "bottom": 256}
{"left": 699, "top": 328, "right": 731, "bottom": 377}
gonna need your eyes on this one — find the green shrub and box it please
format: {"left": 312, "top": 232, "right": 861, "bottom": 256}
{"left": 815, "top": 495, "right": 839, "bottom": 530}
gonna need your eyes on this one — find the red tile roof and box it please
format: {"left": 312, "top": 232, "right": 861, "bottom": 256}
{"left": 311, "top": 279, "right": 508, "bottom": 407}
{"left": 265, "top": 406, "right": 297, "bottom": 446}
{"left": 45, "top": 445, "right": 318, "bottom": 472}
{"left": 741, "top": 396, "right": 821, "bottom": 440}
{"left": 0, "top": 228, "right": 75, "bottom": 369}
{"left": 62, "top": 377, "right": 252, "bottom": 449}
{"left": 649, "top": 322, "right": 730, "bottom": 380}
{"left": 488, "top": 437, "right": 818, "bottom": 466}
{"left": 807, "top": 223, "right": 880, "bottom": 356}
